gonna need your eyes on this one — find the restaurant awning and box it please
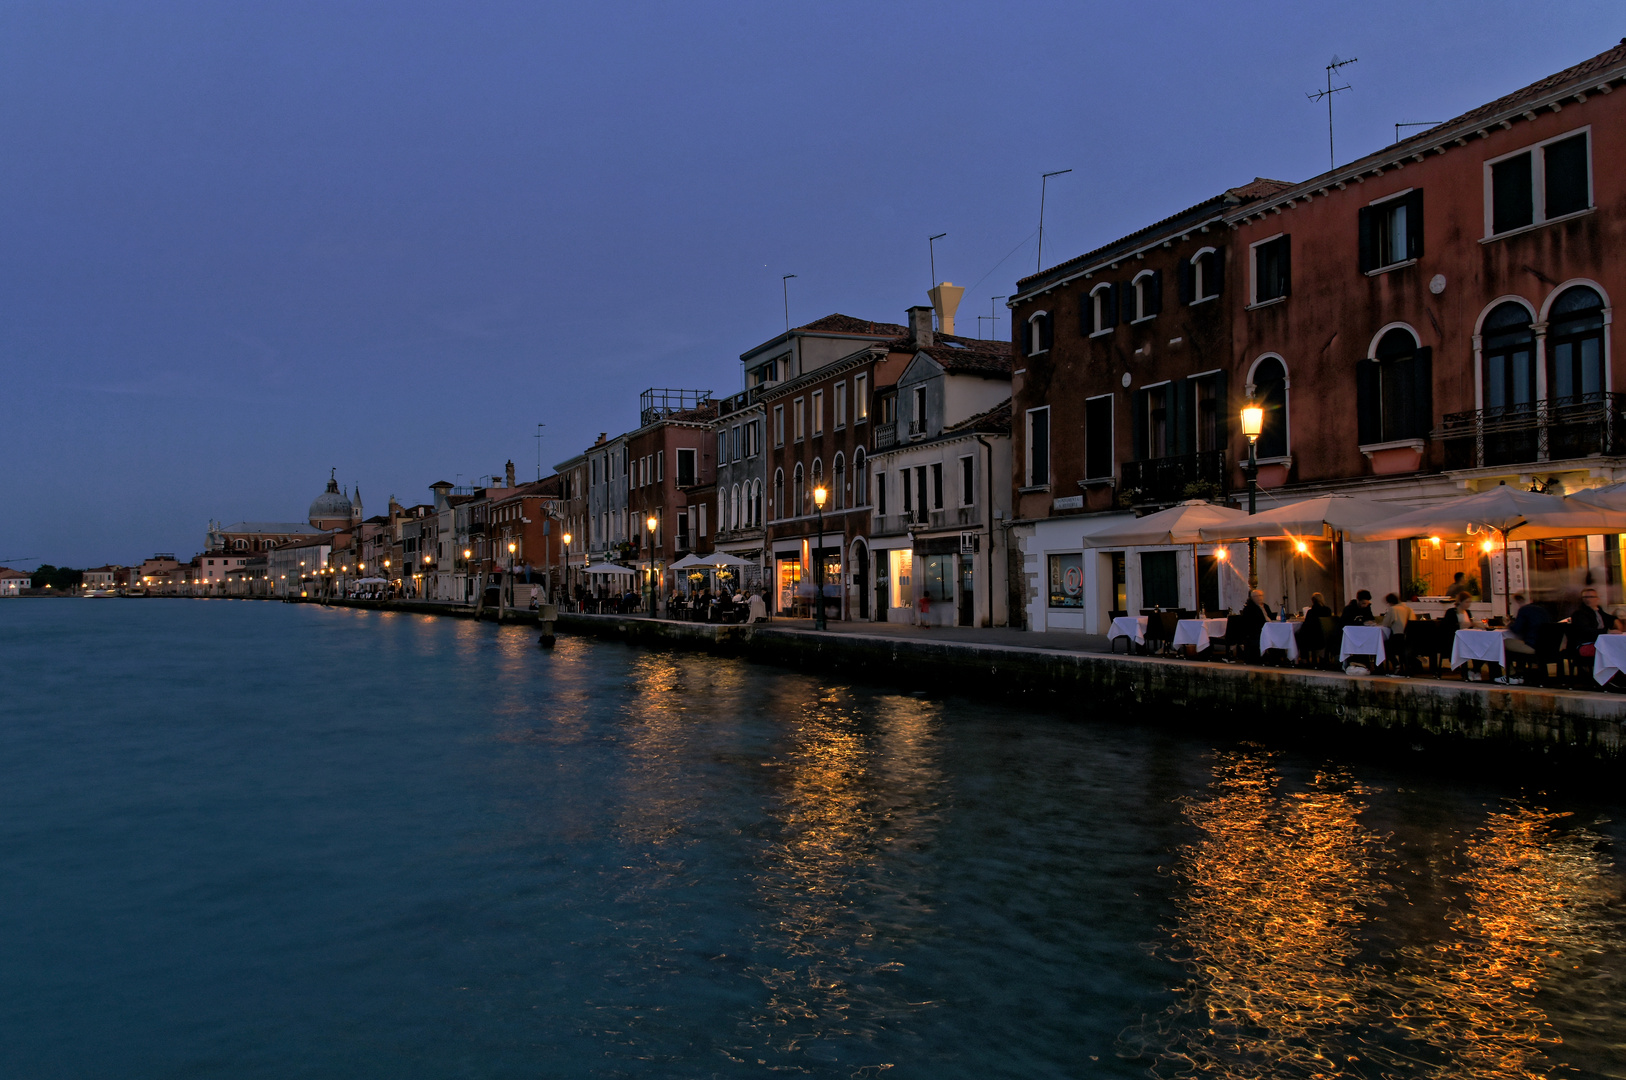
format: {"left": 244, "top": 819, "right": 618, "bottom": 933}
{"left": 1081, "top": 500, "right": 1248, "bottom": 548}
{"left": 1342, "top": 485, "right": 1626, "bottom": 543}
{"left": 1197, "top": 494, "right": 1399, "bottom": 542}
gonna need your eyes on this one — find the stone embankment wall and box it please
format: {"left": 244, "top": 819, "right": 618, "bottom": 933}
{"left": 298, "top": 599, "right": 1626, "bottom": 763}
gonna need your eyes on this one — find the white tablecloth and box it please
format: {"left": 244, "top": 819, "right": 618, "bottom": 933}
{"left": 1450, "top": 629, "right": 1507, "bottom": 670}
{"left": 1172, "top": 618, "right": 1230, "bottom": 652}
{"left": 1258, "top": 621, "right": 1299, "bottom": 660}
{"left": 1339, "top": 624, "right": 1391, "bottom": 666}
{"left": 1592, "top": 634, "right": 1626, "bottom": 684}
{"left": 1107, "top": 615, "right": 1149, "bottom": 645}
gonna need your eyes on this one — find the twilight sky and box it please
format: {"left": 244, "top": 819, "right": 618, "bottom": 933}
{"left": 2, "top": 1, "right": 1620, "bottom": 567}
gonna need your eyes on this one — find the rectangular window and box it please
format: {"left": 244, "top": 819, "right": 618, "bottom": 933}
{"left": 1252, "top": 235, "right": 1290, "bottom": 303}
{"left": 718, "top": 431, "right": 727, "bottom": 463}
{"left": 855, "top": 374, "right": 869, "bottom": 421}
{"left": 811, "top": 390, "right": 823, "bottom": 436}
{"left": 1488, "top": 129, "right": 1591, "bottom": 237}
{"left": 1048, "top": 553, "right": 1084, "bottom": 608}
{"left": 888, "top": 549, "right": 913, "bottom": 609}
{"left": 794, "top": 397, "right": 805, "bottom": 441}
{"left": 1084, "top": 394, "right": 1113, "bottom": 480}
{"left": 1027, "top": 407, "right": 1051, "bottom": 487}
{"left": 698, "top": 504, "right": 707, "bottom": 537}
{"left": 728, "top": 425, "right": 739, "bottom": 461}
{"left": 834, "top": 381, "right": 846, "bottom": 429}
{"left": 656, "top": 451, "right": 664, "bottom": 483}
{"left": 880, "top": 394, "right": 896, "bottom": 424}
{"left": 677, "top": 448, "right": 696, "bottom": 487}
{"left": 876, "top": 471, "right": 887, "bottom": 515}
{"left": 902, "top": 470, "right": 912, "bottom": 513}
{"left": 1147, "top": 384, "right": 1169, "bottom": 459}
{"left": 931, "top": 462, "right": 943, "bottom": 510}
{"left": 959, "top": 455, "right": 974, "bottom": 506}
{"left": 1193, "top": 375, "right": 1218, "bottom": 453}
{"left": 916, "top": 467, "right": 928, "bottom": 520}
{"left": 1359, "top": 190, "right": 1423, "bottom": 271}
{"left": 911, "top": 386, "right": 927, "bottom": 434}
{"left": 774, "top": 405, "right": 785, "bottom": 446}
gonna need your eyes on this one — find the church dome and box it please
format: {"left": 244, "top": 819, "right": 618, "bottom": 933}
{"left": 309, "top": 473, "right": 353, "bottom": 527}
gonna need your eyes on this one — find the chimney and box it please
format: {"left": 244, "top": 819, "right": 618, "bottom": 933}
{"left": 505, "top": 460, "right": 515, "bottom": 488}
{"left": 907, "top": 305, "right": 935, "bottom": 349}
{"left": 928, "top": 282, "right": 965, "bottom": 336}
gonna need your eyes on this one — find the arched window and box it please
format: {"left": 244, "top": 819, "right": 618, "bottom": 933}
{"left": 832, "top": 452, "right": 846, "bottom": 510}
{"left": 1548, "top": 286, "right": 1605, "bottom": 402}
{"left": 773, "top": 468, "right": 785, "bottom": 521}
{"left": 810, "top": 458, "right": 823, "bottom": 511}
{"left": 1128, "top": 269, "right": 1162, "bottom": 322}
{"left": 1357, "top": 328, "right": 1432, "bottom": 445}
{"left": 852, "top": 448, "right": 867, "bottom": 506}
{"left": 1025, "top": 311, "right": 1052, "bottom": 356}
{"left": 1186, "top": 247, "right": 1223, "bottom": 303}
{"left": 749, "top": 480, "right": 761, "bottom": 527}
{"left": 234, "top": 538, "right": 248, "bottom": 551}
{"left": 1250, "top": 357, "right": 1289, "bottom": 458}
{"left": 793, "top": 463, "right": 804, "bottom": 517}
{"left": 1481, "top": 302, "right": 1535, "bottom": 413}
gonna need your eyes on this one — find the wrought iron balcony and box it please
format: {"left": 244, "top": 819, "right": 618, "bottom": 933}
{"left": 1439, "top": 393, "right": 1626, "bottom": 470}
{"left": 1119, "top": 450, "right": 1227, "bottom": 506}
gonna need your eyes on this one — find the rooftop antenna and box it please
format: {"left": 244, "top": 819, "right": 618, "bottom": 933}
{"left": 535, "top": 423, "right": 545, "bottom": 481}
{"left": 928, "top": 233, "right": 946, "bottom": 289}
{"left": 1393, "top": 120, "right": 1442, "bottom": 145}
{"left": 1307, "top": 55, "right": 1357, "bottom": 171}
{"left": 781, "top": 274, "right": 797, "bottom": 335}
{"left": 1037, "top": 170, "right": 1072, "bottom": 272}
{"left": 977, "top": 315, "right": 993, "bottom": 339}
{"left": 991, "top": 295, "right": 1006, "bottom": 341}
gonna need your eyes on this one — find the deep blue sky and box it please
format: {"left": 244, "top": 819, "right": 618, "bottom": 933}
{"left": 3, "top": 1, "right": 1621, "bottom": 566}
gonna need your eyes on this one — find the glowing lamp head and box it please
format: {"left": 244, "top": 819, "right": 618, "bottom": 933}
{"left": 562, "top": 532, "right": 572, "bottom": 546}
{"left": 464, "top": 549, "right": 472, "bottom": 559}
{"left": 383, "top": 559, "right": 390, "bottom": 568}
{"left": 1294, "top": 540, "right": 1309, "bottom": 554}
{"left": 1481, "top": 539, "right": 1495, "bottom": 553}
{"left": 646, "top": 516, "right": 657, "bottom": 533}
{"left": 1215, "top": 547, "right": 1228, "bottom": 561}
{"left": 508, "top": 542, "right": 516, "bottom": 554}
{"left": 1429, "top": 536, "right": 1442, "bottom": 547}
{"left": 1241, "top": 403, "right": 1264, "bottom": 440}
{"left": 813, "top": 485, "right": 828, "bottom": 509}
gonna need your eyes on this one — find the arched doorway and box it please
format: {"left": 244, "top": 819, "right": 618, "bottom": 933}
{"left": 851, "top": 538, "right": 870, "bottom": 620}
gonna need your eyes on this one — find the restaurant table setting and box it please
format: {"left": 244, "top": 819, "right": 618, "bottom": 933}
{"left": 1591, "top": 634, "right": 1626, "bottom": 685}
{"left": 1171, "top": 617, "right": 1230, "bottom": 653}
{"left": 1449, "top": 628, "right": 1507, "bottom": 671}
{"left": 1258, "top": 620, "right": 1300, "bottom": 660}
{"left": 1339, "top": 623, "right": 1392, "bottom": 667}
{"left": 1107, "top": 615, "right": 1149, "bottom": 646}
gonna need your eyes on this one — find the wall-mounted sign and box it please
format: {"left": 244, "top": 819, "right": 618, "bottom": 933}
{"left": 1053, "top": 495, "right": 1084, "bottom": 511}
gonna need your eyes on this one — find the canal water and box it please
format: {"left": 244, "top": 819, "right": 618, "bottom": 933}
{"left": 2, "top": 601, "right": 1624, "bottom": 1079}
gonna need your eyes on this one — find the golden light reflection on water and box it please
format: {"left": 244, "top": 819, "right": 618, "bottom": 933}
{"left": 1130, "top": 749, "right": 1623, "bottom": 1079}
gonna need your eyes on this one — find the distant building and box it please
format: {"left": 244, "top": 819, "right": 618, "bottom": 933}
{"left": 0, "top": 568, "right": 29, "bottom": 596}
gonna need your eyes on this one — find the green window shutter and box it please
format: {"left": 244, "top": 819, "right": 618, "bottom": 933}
{"left": 1410, "top": 346, "right": 1433, "bottom": 440}
{"left": 1357, "top": 205, "right": 1374, "bottom": 273}
{"left": 1406, "top": 189, "right": 1425, "bottom": 260}
{"left": 1356, "top": 359, "right": 1382, "bottom": 445}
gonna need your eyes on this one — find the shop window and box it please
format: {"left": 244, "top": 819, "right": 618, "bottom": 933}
{"left": 1048, "top": 552, "right": 1084, "bottom": 608}
{"left": 888, "top": 548, "right": 913, "bottom": 609}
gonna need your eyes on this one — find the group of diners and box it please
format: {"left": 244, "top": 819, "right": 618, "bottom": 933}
{"left": 669, "top": 588, "right": 769, "bottom": 624}
{"left": 1108, "top": 587, "right": 1626, "bottom": 689}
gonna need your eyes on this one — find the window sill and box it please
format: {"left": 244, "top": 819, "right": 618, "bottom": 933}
{"left": 1481, "top": 206, "right": 1594, "bottom": 243}
{"left": 1087, "top": 328, "right": 1114, "bottom": 339}
{"left": 1018, "top": 484, "right": 1051, "bottom": 494}
{"left": 1129, "top": 315, "right": 1158, "bottom": 326}
{"left": 1247, "top": 296, "right": 1288, "bottom": 311}
{"left": 1188, "top": 294, "right": 1217, "bottom": 306}
{"left": 1365, "top": 258, "right": 1417, "bottom": 277}
{"left": 1076, "top": 477, "right": 1115, "bottom": 488}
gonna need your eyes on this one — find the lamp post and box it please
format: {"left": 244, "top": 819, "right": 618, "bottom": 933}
{"left": 812, "top": 484, "right": 828, "bottom": 631}
{"left": 1240, "top": 402, "right": 1263, "bottom": 590}
{"left": 561, "top": 531, "right": 572, "bottom": 607}
{"left": 645, "top": 515, "right": 658, "bottom": 617}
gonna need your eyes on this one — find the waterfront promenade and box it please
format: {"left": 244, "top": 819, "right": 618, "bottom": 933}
{"left": 298, "top": 596, "right": 1626, "bottom": 764}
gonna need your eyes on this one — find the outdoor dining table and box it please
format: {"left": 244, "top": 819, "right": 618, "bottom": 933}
{"left": 1591, "top": 634, "right": 1626, "bottom": 685}
{"left": 1450, "top": 628, "right": 1507, "bottom": 671}
{"left": 1107, "top": 615, "right": 1149, "bottom": 646}
{"left": 1171, "top": 617, "right": 1230, "bottom": 653}
{"left": 1339, "top": 624, "right": 1391, "bottom": 667}
{"left": 1258, "top": 620, "right": 1300, "bottom": 661}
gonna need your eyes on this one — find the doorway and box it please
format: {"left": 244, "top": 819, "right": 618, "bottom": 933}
{"left": 853, "top": 540, "right": 870, "bottom": 620}
{"left": 958, "top": 554, "right": 974, "bottom": 626}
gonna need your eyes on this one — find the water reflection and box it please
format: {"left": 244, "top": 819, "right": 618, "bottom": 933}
{"left": 1131, "top": 748, "right": 1623, "bottom": 1079}
{"left": 1131, "top": 748, "right": 1390, "bottom": 1077}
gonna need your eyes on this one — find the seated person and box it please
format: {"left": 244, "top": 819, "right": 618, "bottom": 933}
{"left": 1305, "top": 592, "right": 1333, "bottom": 622}
{"left": 1380, "top": 593, "right": 1414, "bottom": 633}
{"left": 1561, "top": 588, "right": 1617, "bottom": 652}
{"left": 1297, "top": 592, "right": 1335, "bottom": 656}
{"left": 1341, "top": 589, "right": 1376, "bottom": 625}
{"left": 1444, "top": 594, "right": 1483, "bottom": 631}
{"left": 1505, "top": 593, "right": 1549, "bottom": 660}
{"left": 1235, "top": 589, "right": 1276, "bottom": 662}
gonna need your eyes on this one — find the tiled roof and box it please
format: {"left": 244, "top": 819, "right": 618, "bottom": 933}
{"left": 1420, "top": 40, "right": 1626, "bottom": 143}
{"left": 944, "top": 398, "right": 1013, "bottom": 436}
{"left": 794, "top": 314, "right": 910, "bottom": 337}
{"left": 915, "top": 342, "right": 1015, "bottom": 377}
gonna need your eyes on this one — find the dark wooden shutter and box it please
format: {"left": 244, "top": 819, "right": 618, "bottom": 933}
{"left": 1410, "top": 346, "right": 1433, "bottom": 440}
{"left": 1131, "top": 388, "right": 1148, "bottom": 460}
{"left": 1178, "top": 258, "right": 1194, "bottom": 305}
{"left": 1017, "top": 318, "right": 1028, "bottom": 357}
{"left": 1172, "top": 377, "right": 1191, "bottom": 456}
{"left": 1213, "top": 370, "right": 1230, "bottom": 455}
{"left": 1279, "top": 236, "right": 1291, "bottom": 297}
{"left": 1039, "top": 312, "right": 1053, "bottom": 352}
{"left": 1079, "top": 291, "right": 1093, "bottom": 336}
{"left": 1357, "top": 206, "right": 1374, "bottom": 273}
{"left": 1356, "top": 359, "right": 1382, "bottom": 445}
{"left": 1406, "top": 189, "right": 1425, "bottom": 260}
{"left": 1147, "top": 270, "right": 1163, "bottom": 317}
{"left": 1211, "top": 246, "right": 1225, "bottom": 297}
{"left": 1105, "top": 283, "right": 1119, "bottom": 327}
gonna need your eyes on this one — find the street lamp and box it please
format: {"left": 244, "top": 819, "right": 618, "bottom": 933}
{"left": 812, "top": 485, "right": 828, "bottom": 631}
{"left": 645, "top": 514, "right": 658, "bottom": 616}
{"left": 1240, "top": 402, "right": 1264, "bottom": 590}
{"left": 562, "top": 531, "right": 572, "bottom": 605}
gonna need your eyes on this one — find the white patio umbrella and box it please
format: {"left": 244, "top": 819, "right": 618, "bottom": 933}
{"left": 699, "top": 551, "right": 749, "bottom": 568}
{"left": 1343, "top": 484, "right": 1626, "bottom": 617}
{"left": 1083, "top": 500, "right": 1249, "bottom": 612}
{"left": 1566, "top": 481, "right": 1626, "bottom": 512}
{"left": 668, "top": 554, "right": 707, "bottom": 570}
{"left": 582, "top": 562, "right": 637, "bottom": 576}
{"left": 1196, "top": 494, "right": 1399, "bottom": 541}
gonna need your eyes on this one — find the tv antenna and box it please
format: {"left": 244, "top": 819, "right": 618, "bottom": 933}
{"left": 977, "top": 315, "right": 994, "bottom": 338}
{"left": 928, "top": 233, "right": 946, "bottom": 289}
{"left": 1037, "top": 170, "right": 1072, "bottom": 272}
{"left": 1393, "top": 120, "right": 1442, "bottom": 145}
{"left": 781, "top": 274, "right": 797, "bottom": 335}
{"left": 991, "top": 295, "right": 1006, "bottom": 341}
{"left": 1307, "top": 55, "right": 1357, "bottom": 170}
{"left": 535, "top": 423, "right": 545, "bottom": 480}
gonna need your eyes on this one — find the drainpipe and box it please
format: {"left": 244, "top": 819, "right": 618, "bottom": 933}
{"left": 975, "top": 435, "right": 995, "bottom": 627}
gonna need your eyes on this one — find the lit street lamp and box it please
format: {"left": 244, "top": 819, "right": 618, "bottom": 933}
{"left": 645, "top": 515, "right": 658, "bottom": 617}
{"left": 1240, "top": 402, "right": 1263, "bottom": 590}
{"left": 812, "top": 484, "right": 828, "bottom": 631}
{"left": 562, "top": 531, "right": 572, "bottom": 606}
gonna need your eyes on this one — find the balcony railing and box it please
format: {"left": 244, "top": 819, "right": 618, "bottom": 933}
{"left": 1439, "top": 393, "right": 1626, "bottom": 470}
{"left": 874, "top": 421, "right": 898, "bottom": 449}
{"left": 1120, "top": 450, "right": 1227, "bottom": 506}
